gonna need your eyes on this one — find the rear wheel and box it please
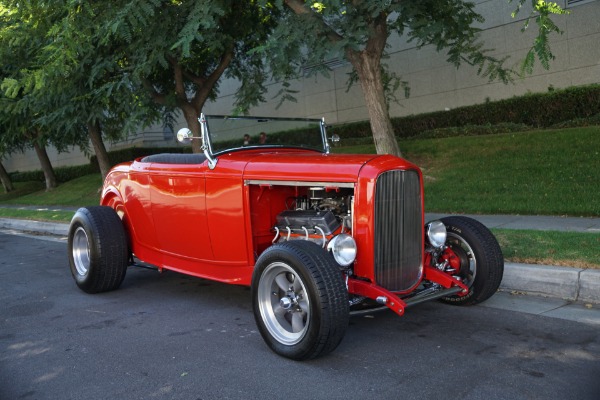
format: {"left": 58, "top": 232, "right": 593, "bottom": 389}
{"left": 252, "top": 240, "right": 349, "bottom": 360}
{"left": 438, "top": 216, "right": 504, "bottom": 305}
{"left": 67, "top": 206, "right": 129, "bottom": 293}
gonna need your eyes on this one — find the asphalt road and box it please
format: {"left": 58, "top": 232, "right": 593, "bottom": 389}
{"left": 1, "top": 232, "right": 599, "bottom": 400}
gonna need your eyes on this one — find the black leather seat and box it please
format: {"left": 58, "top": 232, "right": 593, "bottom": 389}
{"left": 141, "top": 153, "right": 207, "bottom": 164}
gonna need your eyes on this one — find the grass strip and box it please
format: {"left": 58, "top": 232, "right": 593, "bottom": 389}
{"left": 0, "top": 208, "right": 75, "bottom": 223}
{"left": 414, "top": 128, "right": 600, "bottom": 216}
{"left": 335, "top": 127, "right": 600, "bottom": 216}
{"left": 0, "top": 174, "right": 101, "bottom": 206}
{"left": 0, "top": 181, "right": 46, "bottom": 201}
{"left": 492, "top": 228, "right": 600, "bottom": 269}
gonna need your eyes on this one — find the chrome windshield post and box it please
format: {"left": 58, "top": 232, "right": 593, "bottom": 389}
{"left": 199, "top": 113, "right": 218, "bottom": 169}
{"left": 321, "top": 118, "right": 330, "bottom": 154}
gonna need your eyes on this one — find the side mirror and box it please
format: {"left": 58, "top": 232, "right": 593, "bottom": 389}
{"left": 176, "top": 128, "right": 193, "bottom": 144}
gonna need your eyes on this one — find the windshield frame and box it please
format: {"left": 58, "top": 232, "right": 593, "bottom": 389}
{"left": 199, "top": 114, "right": 330, "bottom": 168}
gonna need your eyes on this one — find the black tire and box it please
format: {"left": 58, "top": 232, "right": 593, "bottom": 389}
{"left": 439, "top": 216, "right": 504, "bottom": 305}
{"left": 67, "top": 206, "right": 129, "bottom": 294}
{"left": 252, "top": 240, "right": 349, "bottom": 360}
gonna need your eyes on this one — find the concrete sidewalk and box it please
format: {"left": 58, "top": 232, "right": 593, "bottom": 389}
{"left": 1, "top": 211, "right": 599, "bottom": 305}
{"left": 0, "top": 216, "right": 70, "bottom": 236}
{"left": 426, "top": 212, "right": 600, "bottom": 233}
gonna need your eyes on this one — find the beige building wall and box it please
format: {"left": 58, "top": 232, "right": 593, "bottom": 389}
{"left": 205, "top": 0, "right": 600, "bottom": 123}
{"left": 4, "top": 0, "right": 599, "bottom": 172}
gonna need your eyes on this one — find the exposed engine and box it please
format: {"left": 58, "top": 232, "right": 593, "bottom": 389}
{"left": 272, "top": 187, "right": 354, "bottom": 247}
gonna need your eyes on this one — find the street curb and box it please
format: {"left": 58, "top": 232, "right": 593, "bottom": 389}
{"left": 580, "top": 270, "right": 600, "bottom": 303}
{"left": 0, "top": 218, "right": 69, "bottom": 236}
{"left": 1, "top": 218, "right": 598, "bottom": 304}
{"left": 501, "top": 263, "right": 600, "bottom": 304}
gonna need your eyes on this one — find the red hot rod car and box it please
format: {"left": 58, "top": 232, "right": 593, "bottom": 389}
{"left": 68, "top": 114, "right": 504, "bottom": 360}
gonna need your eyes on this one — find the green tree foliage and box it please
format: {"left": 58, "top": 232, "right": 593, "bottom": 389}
{"left": 0, "top": 1, "right": 64, "bottom": 190}
{"left": 513, "top": 0, "right": 569, "bottom": 74}
{"left": 259, "top": 0, "right": 568, "bottom": 157}
{"left": 1, "top": 0, "right": 171, "bottom": 181}
{"left": 36, "top": 1, "right": 163, "bottom": 178}
{"left": 1, "top": 0, "right": 277, "bottom": 181}
{"left": 98, "top": 0, "right": 276, "bottom": 153}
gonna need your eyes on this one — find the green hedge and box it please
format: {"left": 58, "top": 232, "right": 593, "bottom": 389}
{"left": 9, "top": 164, "right": 96, "bottom": 183}
{"left": 419, "top": 122, "right": 533, "bottom": 139}
{"left": 550, "top": 112, "right": 600, "bottom": 129}
{"left": 330, "top": 84, "right": 600, "bottom": 140}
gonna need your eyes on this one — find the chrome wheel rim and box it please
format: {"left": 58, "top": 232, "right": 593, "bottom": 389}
{"left": 72, "top": 227, "right": 91, "bottom": 276}
{"left": 446, "top": 232, "right": 477, "bottom": 287}
{"left": 257, "top": 262, "right": 310, "bottom": 345}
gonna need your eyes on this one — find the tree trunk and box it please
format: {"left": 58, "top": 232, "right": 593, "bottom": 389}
{"left": 174, "top": 51, "right": 232, "bottom": 154}
{"left": 181, "top": 104, "right": 204, "bottom": 154}
{"left": 88, "top": 121, "right": 111, "bottom": 180}
{"left": 32, "top": 140, "right": 57, "bottom": 191}
{"left": 0, "top": 160, "right": 14, "bottom": 193}
{"left": 345, "top": 13, "right": 401, "bottom": 158}
{"left": 349, "top": 51, "right": 401, "bottom": 157}
{"left": 282, "top": 3, "right": 401, "bottom": 156}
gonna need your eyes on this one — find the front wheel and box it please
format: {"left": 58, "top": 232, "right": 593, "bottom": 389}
{"left": 438, "top": 216, "right": 504, "bottom": 305}
{"left": 67, "top": 206, "right": 129, "bottom": 294}
{"left": 252, "top": 240, "right": 349, "bottom": 360}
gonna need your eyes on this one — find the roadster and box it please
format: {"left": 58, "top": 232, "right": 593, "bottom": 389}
{"left": 68, "top": 114, "right": 504, "bottom": 360}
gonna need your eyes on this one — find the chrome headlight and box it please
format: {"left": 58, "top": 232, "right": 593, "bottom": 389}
{"left": 426, "top": 220, "right": 447, "bottom": 248}
{"left": 327, "top": 234, "right": 357, "bottom": 267}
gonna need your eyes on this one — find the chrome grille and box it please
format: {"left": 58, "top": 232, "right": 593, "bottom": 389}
{"left": 374, "top": 170, "right": 423, "bottom": 292}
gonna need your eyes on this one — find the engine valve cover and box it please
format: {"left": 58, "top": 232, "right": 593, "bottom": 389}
{"left": 276, "top": 210, "right": 341, "bottom": 235}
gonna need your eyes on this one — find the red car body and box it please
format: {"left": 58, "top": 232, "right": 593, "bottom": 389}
{"left": 101, "top": 152, "right": 416, "bottom": 287}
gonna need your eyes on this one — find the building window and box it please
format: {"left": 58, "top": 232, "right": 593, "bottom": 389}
{"left": 566, "top": 0, "right": 596, "bottom": 7}
{"left": 302, "top": 58, "right": 349, "bottom": 76}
